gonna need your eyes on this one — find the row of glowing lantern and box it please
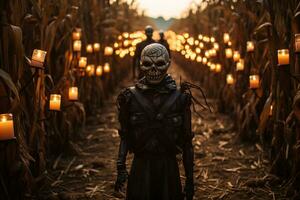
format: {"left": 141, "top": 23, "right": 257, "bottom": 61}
{"left": 214, "top": 44, "right": 246, "bottom": 87}
{"left": 72, "top": 29, "right": 113, "bottom": 76}
{"left": 23, "top": 49, "right": 81, "bottom": 135}
{"left": 173, "top": 33, "right": 218, "bottom": 49}
{"left": 223, "top": 33, "right": 300, "bottom": 90}
{"left": 114, "top": 31, "right": 147, "bottom": 58}
{"left": 170, "top": 33, "right": 223, "bottom": 74}
{"left": 73, "top": 40, "right": 114, "bottom": 56}
{"left": 168, "top": 32, "right": 221, "bottom": 70}
{"left": 80, "top": 31, "right": 144, "bottom": 58}
{"left": 226, "top": 74, "right": 260, "bottom": 89}
{"left": 73, "top": 28, "right": 114, "bottom": 55}
{"left": 0, "top": 29, "right": 115, "bottom": 141}
{"left": 171, "top": 33, "right": 258, "bottom": 88}
{"left": 175, "top": 32, "right": 299, "bottom": 69}
{"left": 0, "top": 88, "right": 78, "bottom": 141}
{"left": 0, "top": 31, "right": 148, "bottom": 141}
{"left": 224, "top": 33, "right": 300, "bottom": 65}
{"left": 174, "top": 32, "right": 300, "bottom": 89}
{"left": 78, "top": 56, "right": 111, "bottom": 76}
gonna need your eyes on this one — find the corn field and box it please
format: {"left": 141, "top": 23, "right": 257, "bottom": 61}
{"left": 2, "top": 0, "right": 300, "bottom": 199}
{"left": 169, "top": 0, "right": 300, "bottom": 195}
{"left": 0, "top": 0, "right": 152, "bottom": 199}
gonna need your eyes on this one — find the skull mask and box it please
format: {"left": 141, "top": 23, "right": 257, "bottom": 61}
{"left": 140, "top": 43, "right": 170, "bottom": 84}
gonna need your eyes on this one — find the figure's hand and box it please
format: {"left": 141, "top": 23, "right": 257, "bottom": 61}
{"left": 114, "top": 169, "right": 128, "bottom": 192}
{"left": 184, "top": 179, "right": 194, "bottom": 200}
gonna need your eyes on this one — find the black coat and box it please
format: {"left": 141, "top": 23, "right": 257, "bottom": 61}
{"left": 117, "top": 75, "right": 194, "bottom": 200}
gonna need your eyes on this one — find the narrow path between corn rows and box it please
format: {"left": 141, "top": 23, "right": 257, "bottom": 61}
{"left": 38, "top": 61, "right": 287, "bottom": 200}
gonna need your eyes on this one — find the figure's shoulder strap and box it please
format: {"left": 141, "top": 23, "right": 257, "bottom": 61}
{"left": 129, "top": 86, "right": 156, "bottom": 120}
{"left": 129, "top": 87, "right": 182, "bottom": 121}
{"left": 157, "top": 89, "right": 181, "bottom": 119}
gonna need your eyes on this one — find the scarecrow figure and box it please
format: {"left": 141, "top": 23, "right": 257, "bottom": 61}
{"left": 115, "top": 43, "right": 194, "bottom": 200}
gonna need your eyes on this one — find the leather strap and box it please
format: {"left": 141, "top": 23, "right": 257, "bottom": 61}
{"left": 157, "top": 90, "right": 181, "bottom": 120}
{"left": 129, "top": 87, "right": 156, "bottom": 120}
{"left": 129, "top": 86, "right": 181, "bottom": 121}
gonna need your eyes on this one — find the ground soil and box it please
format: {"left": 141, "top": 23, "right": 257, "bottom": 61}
{"left": 37, "top": 61, "right": 290, "bottom": 200}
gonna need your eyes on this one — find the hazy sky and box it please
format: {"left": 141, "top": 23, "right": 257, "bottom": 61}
{"left": 136, "top": 0, "right": 194, "bottom": 19}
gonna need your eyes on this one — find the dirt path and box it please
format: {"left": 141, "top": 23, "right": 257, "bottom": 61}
{"left": 38, "top": 61, "right": 286, "bottom": 200}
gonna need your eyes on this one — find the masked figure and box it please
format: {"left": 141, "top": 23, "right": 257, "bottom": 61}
{"left": 115, "top": 43, "right": 194, "bottom": 200}
{"left": 133, "top": 25, "right": 156, "bottom": 79}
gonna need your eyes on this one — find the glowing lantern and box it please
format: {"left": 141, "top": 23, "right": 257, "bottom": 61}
{"left": 86, "top": 44, "right": 93, "bottom": 53}
{"left": 49, "top": 94, "right": 61, "bottom": 111}
{"left": 226, "top": 74, "right": 234, "bottom": 85}
{"left": 78, "top": 57, "right": 87, "bottom": 68}
{"left": 31, "top": 49, "right": 47, "bottom": 68}
{"left": 277, "top": 49, "right": 289, "bottom": 65}
{"left": 236, "top": 59, "right": 244, "bottom": 71}
{"left": 199, "top": 42, "right": 204, "bottom": 49}
{"left": 93, "top": 43, "right": 100, "bottom": 52}
{"left": 0, "top": 113, "right": 15, "bottom": 140}
{"left": 72, "top": 30, "right": 81, "bottom": 40}
{"left": 104, "top": 63, "right": 110, "bottom": 73}
{"left": 203, "top": 36, "right": 210, "bottom": 43}
{"left": 213, "top": 43, "right": 219, "bottom": 50}
{"left": 104, "top": 46, "right": 114, "bottom": 56}
{"left": 96, "top": 66, "right": 103, "bottom": 76}
{"left": 223, "top": 33, "right": 230, "bottom": 44}
{"left": 86, "top": 65, "right": 95, "bottom": 76}
{"left": 184, "top": 33, "right": 189, "bottom": 39}
{"left": 247, "top": 41, "right": 255, "bottom": 52}
{"left": 215, "top": 64, "right": 222, "bottom": 73}
{"left": 123, "top": 40, "right": 130, "bottom": 47}
{"left": 210, "top": 64, "right": 216, "bottom": 71}
{"left": 233, "top": 51, "right": 240, "bottom": 62}
{"left": 68, "top": 87, "right": 78, "bottom": 101}
{"left": 123, "top": 32, "right": 129, "bottom": 38}
{"left": 190, "top": 53, "right": 196, "bottom": 61}
{"left": 205, "top": 51, "right": 210, "bottom": 58}
{"left": 73, "top": 40, "right": 82, "bottom": 52}
{"left": 210, "top": 49, "right": 217, "bottom": 57}
{"left": 225, "top": 48, "right": 233, "bottom": 58}
{"left": 196, "top": 56, "right": 202, "bottom": 63}
{"left": 202, "top": 57, "right": 208, "bottom": 64}
{"left": 249, "top": 75, "right": 260, "bottom": 89}
{"left": 114, "top": 42, "right": 119, "bottom": 48}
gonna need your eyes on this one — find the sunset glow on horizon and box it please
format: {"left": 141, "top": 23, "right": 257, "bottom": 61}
{"left": 136, "top": 0, "right": 195, "bottom": 19}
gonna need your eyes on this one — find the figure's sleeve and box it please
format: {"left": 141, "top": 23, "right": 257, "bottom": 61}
{"left": 116, "top": 89, "right": 131, "bottom": 171}
{"left": 133, "top": 44, "right": 141, "bottom": 71}
{"left": 166, "top": 42, "right": 171, "bottom": 58}
{"left": 182, "top": 92, "right": 194, "bottom": 183}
